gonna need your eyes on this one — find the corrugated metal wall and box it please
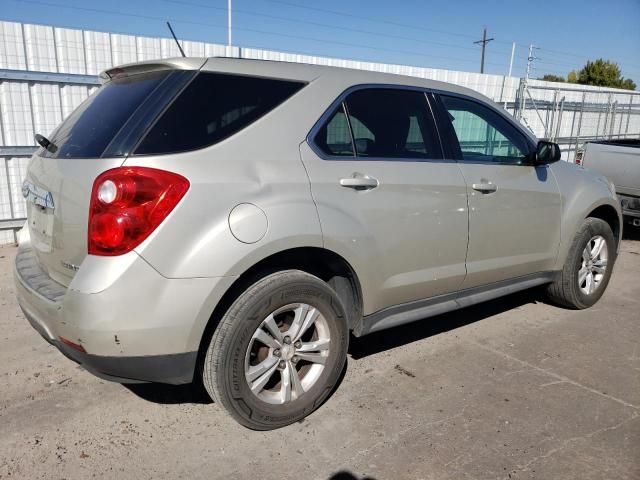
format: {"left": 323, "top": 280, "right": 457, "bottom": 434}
{"left": 1, "top": 20, "right": 639, "bottom": 244}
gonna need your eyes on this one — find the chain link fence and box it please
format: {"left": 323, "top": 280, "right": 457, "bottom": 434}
{"left": 515, "top": 80, "right": 640, "bottom": 161}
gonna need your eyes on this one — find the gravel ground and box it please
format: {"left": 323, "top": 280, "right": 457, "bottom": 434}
{"left": 1, "top": 232, "right": 639, "bottom": 480}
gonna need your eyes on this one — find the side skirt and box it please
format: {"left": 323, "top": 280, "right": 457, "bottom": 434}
{"left": 355, "top": 272, "right": 557, "bottom": 336}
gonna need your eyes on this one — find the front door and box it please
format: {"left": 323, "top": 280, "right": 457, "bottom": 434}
{"left": 300, "top": 87, "right": 469, "bottom": 315}
{"left": 436, "top": 93, "right": 562, "bottom": 288}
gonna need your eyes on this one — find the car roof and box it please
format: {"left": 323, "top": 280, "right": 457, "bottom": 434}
{"left": 104, "top": 56, "right": 494, "bottom": 105}
{"left": 203, "top": 57, "right": 491, "bottom": 102}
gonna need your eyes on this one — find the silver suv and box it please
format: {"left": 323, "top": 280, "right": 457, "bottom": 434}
{"left": 15, "top": 57, "right": 622, "bottom": 430}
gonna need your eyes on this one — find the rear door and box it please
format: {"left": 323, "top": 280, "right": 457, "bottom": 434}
{"left": 434, "top": 93, "right": 562, "bottom": 288}
{"left": 300, "top": 87, "right": 469, "bottom": 315}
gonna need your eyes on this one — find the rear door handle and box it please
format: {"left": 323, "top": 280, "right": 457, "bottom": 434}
{"left": 472, "top": 182, "right": 497, "bottom": 193}
{"left": 340, "top": 175, "right": 379, "bottom": 190}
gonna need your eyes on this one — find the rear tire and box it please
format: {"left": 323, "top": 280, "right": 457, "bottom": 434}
{"left": 546, "top": 217, "right": 616, "bottom": 309}
{"left": 202, "top": 270, "right": 348, "bottom": 430}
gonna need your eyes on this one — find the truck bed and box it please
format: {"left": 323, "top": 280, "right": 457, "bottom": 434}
{"left": 579, "top": 140, "right": 640, "bottom": 198}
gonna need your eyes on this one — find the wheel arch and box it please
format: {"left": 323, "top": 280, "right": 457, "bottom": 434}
{"left": 194, "top": 246, "right": 363, "bottom": 376}
{"left": 554, "top": 195, "right": 622, "bottom": 271}
{"left": 587, "top": 204, "right": 622, "bottom": 249}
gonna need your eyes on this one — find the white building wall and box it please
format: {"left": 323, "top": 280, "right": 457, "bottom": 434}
{"left": 55, "top": 27, "right": 86, "bottom": 74}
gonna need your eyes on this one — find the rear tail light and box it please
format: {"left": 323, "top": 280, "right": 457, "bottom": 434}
{"left": 575, "top": 149, "right": 584, "bottom": 165}
{"left": 88, "top": 167, "right": 189, "bottom": 256}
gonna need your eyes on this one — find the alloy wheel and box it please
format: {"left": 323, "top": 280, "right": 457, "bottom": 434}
{"left": 578, "top": 235, "right": 608, "bottom": 295}
{"left": 244, "top": 303, "right": 331, "bottom": 405}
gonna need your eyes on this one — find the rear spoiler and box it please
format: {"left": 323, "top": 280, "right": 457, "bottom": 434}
{"left": 99, "top": 58, "right": 208, "bottom": 84}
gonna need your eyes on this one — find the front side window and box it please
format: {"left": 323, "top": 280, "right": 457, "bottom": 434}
{"left": 313, "top": 88, "right": 441, "bottom": 160}
{"left": 440, "top": 95, "right": 531, "bottom": 164}
{"left": 135, "top": 73, "right": 305, "bottom": 155}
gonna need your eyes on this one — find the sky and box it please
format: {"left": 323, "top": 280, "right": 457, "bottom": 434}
{"left": 2, "top": 0, "right": 639, "bottom": 83}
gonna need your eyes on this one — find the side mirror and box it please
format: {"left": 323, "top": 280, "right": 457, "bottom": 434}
{"left": 533, "top": 141, "right": 561, "bottom": 165}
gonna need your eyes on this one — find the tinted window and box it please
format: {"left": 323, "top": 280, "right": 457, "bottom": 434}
{"left": 135, "top": 73, "right": 305, "bottom": 155}
{"left": 40, "top": 71, "right": 170, "bottom": 158}
{"left": 314, "top": 104, "right": 354, "bottom": 156}
{"left": 345, "top": 89, "right": 441, "bottom": 159}
{"left": 440, "top": 95, "right": 530, "bottom": 164}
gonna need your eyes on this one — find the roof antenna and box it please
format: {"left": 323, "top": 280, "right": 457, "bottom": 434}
{"left": 166, "top": 21, "right": 186, "bottom": 57}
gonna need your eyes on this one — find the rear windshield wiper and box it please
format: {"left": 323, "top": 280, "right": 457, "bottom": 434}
{"left": 35, "top": 134, "right": 58, "bottom": 154}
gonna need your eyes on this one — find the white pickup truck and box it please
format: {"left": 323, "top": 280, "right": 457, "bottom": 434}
{"left": 576, "top": 139, "right": 640, "bottom": 227}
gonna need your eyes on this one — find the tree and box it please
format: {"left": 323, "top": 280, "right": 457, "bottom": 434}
{"left": 620, "top": 78, "right": 637, "bottom": 91}
{"left": 567, "top": 71, "right": 578, "bottom": 83}
{"left": 541, "top": 74, "right": 565, "bottom": 82}
{"left": 577, "top": 59, "right": 636, "bottom": 90}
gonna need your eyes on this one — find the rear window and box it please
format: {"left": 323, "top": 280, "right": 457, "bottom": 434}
{"left": 134, "top": 73, "right": 305, "bottom": 155}
{"left": 40, "top": 71, "right": 171, "bottom": 159}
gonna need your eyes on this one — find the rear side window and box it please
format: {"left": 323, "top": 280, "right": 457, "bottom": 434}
{"left": 40, "top": 70, "right": 170, "bottom": 159}
{"left": 347, "top": 89, "right": 441, "bottom": 158}
{"left": 313, "top": 88, "right": 441, "bottom": 160}
{"left": 134, "top": 73, "right": 305, "bottom": 155}
{"left": 314, "top": 104, "right": 354, "bottom": 157}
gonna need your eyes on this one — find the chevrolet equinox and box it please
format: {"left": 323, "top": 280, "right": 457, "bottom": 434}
{"left": 15, "top": 57, "right": 622, "bottom": 430}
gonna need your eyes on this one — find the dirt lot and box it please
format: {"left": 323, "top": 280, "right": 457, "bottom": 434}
{"left": 1, "top": 233, "right": 639, "bottom": 480}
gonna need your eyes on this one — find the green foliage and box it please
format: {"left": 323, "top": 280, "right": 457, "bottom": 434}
{"left": 577, "top": 59, "right": 636, "bottom": 90}
{"left": 567, "top": 71, "right": 578, "bottom": 83}
{"left": 620, "top": 78, "right": 637, "bottom": 90}
{"left": 541, "top": 74, "right": 565, "bottom": 83}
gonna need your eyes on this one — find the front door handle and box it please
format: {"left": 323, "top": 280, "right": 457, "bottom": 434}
{"left": 472, "top": 182, "right": 497, "bottom": 193}
{"left": 340, "top": 175, "right": 379, "bottom": 191}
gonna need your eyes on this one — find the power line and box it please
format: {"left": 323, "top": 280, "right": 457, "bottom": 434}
{"left": 534, "top": 57, "right": 640, "bottom": 78}
{"left": 19, "top": 0, "right": 609, "bottom": 77}
{"left": 260, "top": 0, "right": 640, "bottom": 73}
{"left": 260, "top": 0, "right": 480, "bottom": 41}
{"left": 158, "top": 0, "right": 515, "bottom": 57}
{"left": 539, "top": 46, "right": 640, "bottom": 70}
{"left": 508, "top": 43, "right": 640, "bottom": 72}
{"left": 7, "top": 0, "right": 508, "bottom": 70}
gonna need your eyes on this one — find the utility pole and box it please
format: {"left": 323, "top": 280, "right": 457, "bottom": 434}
{"left": 474, "top": 27, "right": 494, "bottom": 74}
{"left": 517, "top": 44, "right": 540, "bottom": 121}
{"left": 525, "top": 44, "right": 539, "bottom": 81}
{"left": 227, "top": 0, "right": 232, "bottom": 47}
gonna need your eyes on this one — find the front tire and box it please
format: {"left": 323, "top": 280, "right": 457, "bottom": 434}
{"left": 202, "top": 270, "right": 349, "bottom": 430}
{"left": 546, "top": 217, "right": 616, "bottom": 309}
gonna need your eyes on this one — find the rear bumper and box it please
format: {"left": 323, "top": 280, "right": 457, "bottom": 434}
{"left": 14, "top": 241, "right": 235, "bottom": 385}
{"left": 21, "top": 304, "right": 196, "bottom": 383}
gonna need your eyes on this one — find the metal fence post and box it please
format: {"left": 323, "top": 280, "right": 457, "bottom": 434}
{"left": 601, "top": 93, "right": 612, "bottom": 139}
{"left": 3, "top": 158, "right": 18, "bottom": 243}
{"left": 548, "top": 90, "right": 558, "bottom": 140}
{"left": 515, "top": 78, "right": 526, "bottom": 120}
{"left": 574, "top": 92, "right": 586, "bottom": 158}
{"left": 554, "top": 96, "right": 565, "bottom": 142}
{"left": 609, "top": 101, "right": 617, "bottom": 138}
{"left": 625, "top": 94, "right": 633, "bottom": 136}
